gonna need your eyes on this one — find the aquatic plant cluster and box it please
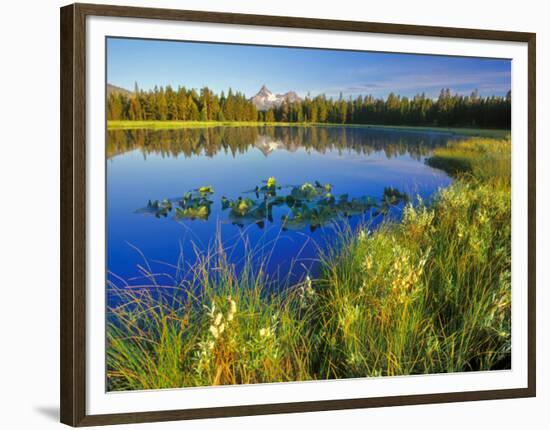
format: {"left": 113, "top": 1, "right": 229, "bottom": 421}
{"left": 136, "top": 178, "right": 409, "bottom": 231}
{"left": 108, "top": 137, "right": 511, "bottom": 390}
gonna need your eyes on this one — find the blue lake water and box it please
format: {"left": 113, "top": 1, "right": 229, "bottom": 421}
{"left": 107, "top": 126, "right": 455, "bottom": 300}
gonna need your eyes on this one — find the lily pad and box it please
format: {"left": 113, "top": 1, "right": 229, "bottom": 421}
{"left": 175, "top": 205, "right": 210, "bottom": 220}
{"left": 197, "top": 185, "right": 214, "bottom": 195}
{"left": 137, "top": 179, "right": 409, "bottom": 231}
{"left": 136, "top": 187, "right": 214, "bottom": 221}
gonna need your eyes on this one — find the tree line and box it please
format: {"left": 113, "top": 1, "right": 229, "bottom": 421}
{"left": 108, "top": 84, "right": 258, "bottom": 123}
{"left": 108, "top": 84, "right": 511, "bottom": 129}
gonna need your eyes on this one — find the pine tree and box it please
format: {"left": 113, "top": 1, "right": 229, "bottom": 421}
{"left": 200, "top": 105, "right": 208, "bottom": 121}
{"left": 265, "top": 109, "right": 275, "bottom": 122}
{"left": 188, "top": 96, "right": 199, "bottom": 120}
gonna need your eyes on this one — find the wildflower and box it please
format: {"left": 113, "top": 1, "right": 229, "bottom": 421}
{"left": 227, "top": 296, "right": 237, "bottom": 322}
{"left": 218, "top": 323, "right": 225, "bottom": 335}
{"left": 209, "top": 325, "right": 219, "bottom": 339}
{"left": 213, "top": 312, "right": 223, "bottom": 327}
{"left": 303, "top": 276, "right": 315, "bottom": 296}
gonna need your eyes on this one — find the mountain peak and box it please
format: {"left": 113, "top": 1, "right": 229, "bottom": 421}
{"left": 256, "top": 85, "right": 273, "bottom": 98}
{"left": 107, "top": 83, "right": 133, "bottom": 97}
{"left": 250, "top": 85, "right": 302, "bottom": 111}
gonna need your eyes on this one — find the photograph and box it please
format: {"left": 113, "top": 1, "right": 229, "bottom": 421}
{"left": 105, "top": 37, "right": 513, "bottom": 392}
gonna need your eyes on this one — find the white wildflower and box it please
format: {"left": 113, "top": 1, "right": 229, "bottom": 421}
{"left": 303, "top": 276, "right": 315, "bottom": 296}
{"left": 209, "top": 325, "right": 219, "bottom": 339}
{"left": 227, "top": 296, "right": 237, "bottom": 322}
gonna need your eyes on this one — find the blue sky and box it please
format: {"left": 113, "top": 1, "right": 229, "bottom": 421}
{"left": 107, "top": 37, "right": 511, "bottom": 99}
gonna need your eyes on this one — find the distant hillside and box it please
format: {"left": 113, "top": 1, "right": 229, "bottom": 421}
{"left": 107, "top": 84, "right": 133, "bottom": 97}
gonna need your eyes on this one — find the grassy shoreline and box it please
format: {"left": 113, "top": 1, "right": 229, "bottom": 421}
{"left": 107, "top": 137, "right": 511, "bottom": 390}
{"left": 107, "top": 120, "right": 510, "bottom": 139}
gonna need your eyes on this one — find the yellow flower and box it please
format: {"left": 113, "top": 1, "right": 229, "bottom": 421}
{"left": 259, "top": 327, "right": 272, "bottom": 338}
{"left": 213, "top": 312, "right": 223, "bottom": 327}
{"left": 267, "top": 177, "right": 277, "bottom": 188}
{"left": 237, "top": 199, "right": 251, "bottom": 214}
{"left": 477, "top": 210, "right": 488, "bottom": 224}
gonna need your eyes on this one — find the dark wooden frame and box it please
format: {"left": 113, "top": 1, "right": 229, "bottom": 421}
{"left": 60, "top": 2, "right": 536, "bottom": 426}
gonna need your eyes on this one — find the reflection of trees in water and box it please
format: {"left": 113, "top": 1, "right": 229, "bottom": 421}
{"left": 107, "top": 126, "right": 457, "bottom": 161}
{"left": 107, "top": 127, "right": 260, "bottom": 160}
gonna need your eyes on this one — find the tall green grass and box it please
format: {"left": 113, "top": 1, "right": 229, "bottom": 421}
{"left": 107, "top": 137, "right": 511, "bottom": 390}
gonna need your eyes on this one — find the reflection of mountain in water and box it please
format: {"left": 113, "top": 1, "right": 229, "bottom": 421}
{"left": 254, "top": 134, "right": 300, "bottom": 156}
{"left": 107, "top": 126, "right": 462, "bottom": 161}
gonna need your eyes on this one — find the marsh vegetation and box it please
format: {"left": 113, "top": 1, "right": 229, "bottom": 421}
{"left": 107, "top": 135, "right": 511, "bottom": 390}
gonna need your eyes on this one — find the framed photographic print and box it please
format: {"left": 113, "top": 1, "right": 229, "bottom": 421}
{"left": 60, "top": 3, "right": 536, "bottom": 426}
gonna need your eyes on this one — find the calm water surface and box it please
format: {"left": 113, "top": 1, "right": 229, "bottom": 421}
{"left": 107, "top": 126, "right": 456, "bottom": 299}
